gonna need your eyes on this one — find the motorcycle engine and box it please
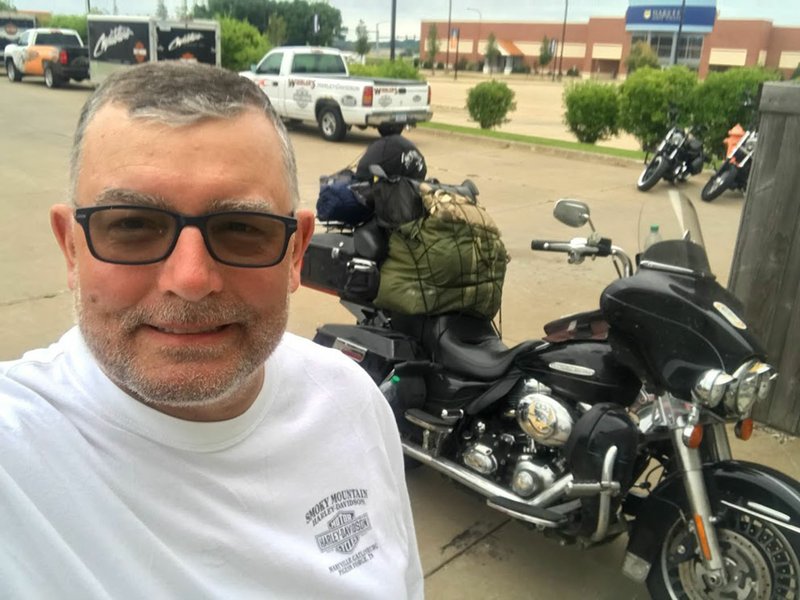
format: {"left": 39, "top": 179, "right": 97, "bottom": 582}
{"left": 514, "top": 384, "right": 576, "bottom": 447}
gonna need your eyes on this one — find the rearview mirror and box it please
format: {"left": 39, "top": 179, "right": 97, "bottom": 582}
{"left": 554, "top": 199, "right": 590, "bottom": 228}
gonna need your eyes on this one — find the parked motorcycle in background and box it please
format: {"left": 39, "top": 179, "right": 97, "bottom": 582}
{"left": 637, "top": 125, "right": 705, "bottom": 191}
{"left": 302, "top": 189, "right": 800, "bottom": 599}
{"left": 701, "top": 123, "right": 758, "bottom": 202}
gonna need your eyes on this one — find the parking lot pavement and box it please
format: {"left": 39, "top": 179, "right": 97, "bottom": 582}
{"left": 3, "top": 78, "right": 798, "bottom": 599}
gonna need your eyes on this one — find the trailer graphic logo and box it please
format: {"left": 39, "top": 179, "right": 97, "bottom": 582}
{"left": 168, "top": 32, "right": 204, "bottom": 51}
{"left": 93, "top": 25, "right": 134, "bottom": 58}
{"left": 315, "top": 510, "right": 372, "bottom": 554}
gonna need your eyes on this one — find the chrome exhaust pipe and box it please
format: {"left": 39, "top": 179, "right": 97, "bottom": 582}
{"left": 403, "top": 441, "right": 572, "bottom": 508}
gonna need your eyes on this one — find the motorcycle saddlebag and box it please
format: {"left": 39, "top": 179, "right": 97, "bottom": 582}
{"left": 313, "top": 323, "right": 419, "bottom": 384}
{"left": 301, "top": 231, "right": 380, "bottom": 302}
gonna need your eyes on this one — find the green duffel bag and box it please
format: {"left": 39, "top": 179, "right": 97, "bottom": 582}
{"left": 374, "top": 183, "right": 508, "bottom": 318}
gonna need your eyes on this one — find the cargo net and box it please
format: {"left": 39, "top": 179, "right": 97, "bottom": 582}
{"left": 372, "top": 181, "right": 508, "bottom": 320}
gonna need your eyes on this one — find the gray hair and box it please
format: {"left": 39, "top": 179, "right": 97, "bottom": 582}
{"left": 69, "top": 61, "right": 299, "bottom": 209}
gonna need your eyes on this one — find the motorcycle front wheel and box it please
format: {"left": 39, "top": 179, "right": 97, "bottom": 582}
{"left": 647, "top": 510, "right": 800, "bottom": 599}
{"left": 701, "top": 165, "right": 737, "bottom": 202}
{"left": 637, "top": 155, "right": 670, "bottom": 191}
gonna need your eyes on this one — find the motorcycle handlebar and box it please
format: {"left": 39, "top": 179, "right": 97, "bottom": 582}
{"left": 530, "top": 240, "right": 574, "bottom": 252}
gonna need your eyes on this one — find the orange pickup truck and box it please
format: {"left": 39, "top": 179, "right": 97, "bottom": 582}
{"left": 5, "top": 27, "right": 89, "bottom": 88}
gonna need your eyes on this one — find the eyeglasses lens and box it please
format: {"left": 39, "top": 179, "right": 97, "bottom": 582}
{"left": 86, "top": 207, "right": 290, "bottom": 267}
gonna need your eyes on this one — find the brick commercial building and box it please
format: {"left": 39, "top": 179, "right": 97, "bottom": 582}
{"left": 420, "top": 9, "right": 800, "bottom": 79}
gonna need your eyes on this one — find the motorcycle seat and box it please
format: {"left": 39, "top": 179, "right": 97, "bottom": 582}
{"left": 398, "top": 313, "right": 541, "bottom": 381}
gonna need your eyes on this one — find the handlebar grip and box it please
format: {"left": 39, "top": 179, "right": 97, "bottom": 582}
{"left": 531, "top": 240, "right": 570, "bottom": 251}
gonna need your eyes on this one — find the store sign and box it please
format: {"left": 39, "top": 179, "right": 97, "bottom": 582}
{"left": 626, "top": 2, "right": 716, "bottom": 32}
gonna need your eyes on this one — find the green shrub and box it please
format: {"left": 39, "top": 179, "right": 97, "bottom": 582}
{"left": 349, "top": 59, "right": 422, "bottom": 80}
{"left": 466, "top": 80, "right": 517, "bottom": 129}
{"left": 219, "top": 15, "right": 270, "bottom": 72}
{"left": 618, "top": 66, "right": 698, "bottom": 151}
{"left": 792, "top": 64, "right": 800, "bottom": 80}
{"left": 566, "top": 66, "right": 580, "bottom": 77}
{"left": 563, "top": 81, "right": 619, "bottom": 143}
{"left": 690, "top": 67, "right": 782, "bottom": 158}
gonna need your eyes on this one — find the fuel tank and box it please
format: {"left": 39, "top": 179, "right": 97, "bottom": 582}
{"left": 515, "top": 341, "right": 641, "bottom": 407}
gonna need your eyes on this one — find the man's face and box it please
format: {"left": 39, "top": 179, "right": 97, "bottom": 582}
{"left": 51, "top": 105, "right": 314, "bottom": 419}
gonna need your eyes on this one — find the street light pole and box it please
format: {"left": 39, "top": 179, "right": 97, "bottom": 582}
{"left": 467, "top": 7, "right": 481, "bottom": 63}
{"left": 557, "top": 0, "right": 568, "bottom": 77}
{"left": 445, "top": 0, "right": 452, "bottom": 73}
{"left": 390, "top": 0, "right": 397, "bottom": 61}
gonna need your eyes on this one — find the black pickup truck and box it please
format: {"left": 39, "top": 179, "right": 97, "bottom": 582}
{"left": 4, "top": 28, "right": 89, "bottom": 88}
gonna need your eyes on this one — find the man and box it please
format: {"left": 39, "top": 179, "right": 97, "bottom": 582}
{"left": 0, "top": 62, "right": 423, "bottom": 598}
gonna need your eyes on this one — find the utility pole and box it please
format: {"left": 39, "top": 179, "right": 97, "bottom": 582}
{"left": 390, "top": 0, "right": 397, "bottom": 60}
{"left": 445, "top": 0, "right": 452, "bottom": 72}
{"left": 557, "top": 0, "right": 568, "bottom": 77}
{"left": 670, "top": 0, "right": 687, "bottom": 65}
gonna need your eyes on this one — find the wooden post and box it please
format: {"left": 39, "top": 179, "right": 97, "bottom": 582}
{"left": 728, "top": 82, "right": 800, "bottom": 434}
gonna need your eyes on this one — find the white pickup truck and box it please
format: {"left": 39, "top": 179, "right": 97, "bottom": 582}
{"left": 240, "top": 46, "right": 432, "bottom": 142}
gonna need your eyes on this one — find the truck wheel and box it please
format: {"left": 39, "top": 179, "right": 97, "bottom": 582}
{"left": 7, "top": 60, "right": 22, "bottom": 82}
{"left": 44, "top": 65, "right": 62, "bottom": 89}
{"left": 318, "top": 107, "right": 346, "bottom": 142}
{"left": 378, "top": 123, "right": 406, "bottom": 137}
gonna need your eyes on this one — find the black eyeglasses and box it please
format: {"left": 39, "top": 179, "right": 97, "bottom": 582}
{"left": 74, "top": 205, "right": 298, "bottom": 268}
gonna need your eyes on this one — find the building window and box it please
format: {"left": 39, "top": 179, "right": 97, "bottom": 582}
{"left": 651, "top": 34, "right": 674, "bottom": 60}
{"left": 677, "top": 34, "right": 703, "bottom": 62}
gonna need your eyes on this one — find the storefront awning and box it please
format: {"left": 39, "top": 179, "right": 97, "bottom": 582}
{"left": 497, "top": 40, "right": 524, "bottom": 57}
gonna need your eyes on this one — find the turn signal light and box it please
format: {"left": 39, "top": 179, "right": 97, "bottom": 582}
{"left": 735, "top": 418, "right": 754, "bottom": 441}
{"left": 682, "top": 424, "right": 704, "bottom": 449}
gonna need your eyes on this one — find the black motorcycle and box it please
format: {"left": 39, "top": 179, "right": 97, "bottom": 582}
{"left": 701, "top": 124, "right": 758, "bottom": 202}
{"left": 637, "top": 126, "right": 705, "bottom": 192}
{"left": 302, "top": 191, "right": 800, "bottom": 598}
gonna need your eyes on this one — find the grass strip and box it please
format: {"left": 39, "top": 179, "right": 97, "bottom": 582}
{"left": 418, "top": 121, "right": 645, "bottom": 161}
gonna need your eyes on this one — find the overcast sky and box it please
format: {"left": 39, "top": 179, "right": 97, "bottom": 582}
{"left": 12, "top": 0, "right": 800, "bottom": 40}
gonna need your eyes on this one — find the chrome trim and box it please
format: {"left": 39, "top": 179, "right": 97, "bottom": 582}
{"left": 592, "top": 445, "right": 619, "bottom": 542}
{"left": 639, "top": 260, "right": 698, "bottom": 276}
{"left": 721, "top": 500, "right": 800, "bottom": 535}
{"left": 485, "top": 499, "right": 562, "bottom": 528}
{"left": 673, "top": 429, "right": 727, "bottom": 582}
{"left": 622, "top": 552, "right": 651, "bottom": 583}
{"left": 707, "top": 423, "right": 732, "bottom": 462}
{"left": 746, "top": 501, "right": 791, "bottom": 522}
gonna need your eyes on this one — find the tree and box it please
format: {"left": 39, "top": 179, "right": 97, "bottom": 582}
{"left": 177, "top": 0, "right": 190, "bottom": 19}
{"left": 156, "top": 0, "right": 168, "bottom": 19}
{"left": 626, "top": 41, "right": 659, "bottom": 74}
{"left": 219, "top": 15, "right": 270, "bottom": 71}
{"left": 46, "top": 15, "right": 89, "bottom": 40}
{"left": 266, "top": 14, "right": 288, "bottom": 47}
{"left": 484, "top": 32, "right": 500, "bottom": 74}
{"left": 354, "top": 20, "right": 371, "bottom": 60}
{"left": 426, "top": 24, "right": 439, "bottom": 74}
{"left": 0, "top": 1, "right": 16, "bottom": 10}
{"left": 539, "top": 36, "right": 554, "bottom": 73}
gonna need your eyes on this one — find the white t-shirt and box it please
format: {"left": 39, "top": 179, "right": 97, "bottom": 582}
{"left": 0, "top": 327, "right": 423, "bottom": 599}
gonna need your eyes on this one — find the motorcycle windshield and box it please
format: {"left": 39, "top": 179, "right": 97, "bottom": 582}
{"left": 639, "top": 190, "right": 712, "bottom": 276}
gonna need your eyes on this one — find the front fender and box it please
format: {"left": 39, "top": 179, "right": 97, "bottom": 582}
{"left": 625, "top": 460, "right": 800, "bottom": 577}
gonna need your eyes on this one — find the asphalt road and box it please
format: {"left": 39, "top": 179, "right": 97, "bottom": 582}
{"left": 2, "top": 75, "right": 797, "bottom": 599}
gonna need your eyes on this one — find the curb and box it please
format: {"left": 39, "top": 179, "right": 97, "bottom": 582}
{"left": 414, "top": 125, "right": 644, "bottom": 171}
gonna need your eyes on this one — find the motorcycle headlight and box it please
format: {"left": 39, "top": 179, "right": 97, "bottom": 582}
{"left": 744, "top": 139, "right": 757, "bottom": 153}
{"left": 670, "top": 132, "right": 685, "bottom": 145}
{"left": 693, "top": 369, "right": 734, "bottom": 407}
{"left": 724, "top": 361, "right": 776, "bottom": 416}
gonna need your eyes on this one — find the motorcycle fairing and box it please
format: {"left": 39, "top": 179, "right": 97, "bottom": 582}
{"left": 601, "top": 266, "right": 765, "bottom": 398}
{"left": 625, "top": 460, "right": 800, "bottom": 578}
